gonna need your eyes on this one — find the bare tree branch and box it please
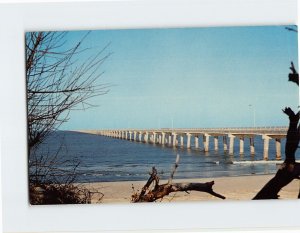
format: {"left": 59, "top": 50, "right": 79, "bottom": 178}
{"left": 253, "top": 64, "right": 300, "bottom": 200}
{"left": 26, "top": 31, "right": 111, "bottom": 151}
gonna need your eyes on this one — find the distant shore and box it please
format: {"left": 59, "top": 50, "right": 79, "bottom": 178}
{"left": 80, "top": 174, "right": 299, "bottom": 203}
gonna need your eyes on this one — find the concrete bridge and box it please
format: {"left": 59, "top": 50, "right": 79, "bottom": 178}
{"left": 92, "top": 127, "right": 288, "bottom": 160}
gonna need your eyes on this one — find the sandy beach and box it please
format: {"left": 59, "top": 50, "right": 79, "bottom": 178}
{"left": 81, "top": 174, "right": 300, "bottom": 203}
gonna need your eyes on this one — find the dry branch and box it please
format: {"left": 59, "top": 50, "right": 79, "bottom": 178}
{"left": 26, "top": 31, "right": 111, "bottom": 152}
{"left": 253, "top": 62, "right": 300, "bottom": 200}
{"left": 132, "top": 156, "right": 225, "bottom": 202}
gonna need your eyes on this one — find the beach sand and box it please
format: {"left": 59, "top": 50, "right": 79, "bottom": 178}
{"left": 81, "top": 174, "right": 300, "bottom": 203}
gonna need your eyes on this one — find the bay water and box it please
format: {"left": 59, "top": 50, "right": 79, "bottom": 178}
{"left": 31, "top": 131, "right": 297, "bottom": 183}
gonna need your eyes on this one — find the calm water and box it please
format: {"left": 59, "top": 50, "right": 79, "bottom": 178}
{"left": 30, "top": 131, "right": 297, "bottom": 183}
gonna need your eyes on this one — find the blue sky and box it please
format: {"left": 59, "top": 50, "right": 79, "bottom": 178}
{"left": 59, "top": 26, "right": 298, "bottom": 130}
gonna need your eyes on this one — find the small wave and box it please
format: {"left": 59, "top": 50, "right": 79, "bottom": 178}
{"left": 203, "top": 161, "right": 219, "bottom": 164}
{"left": 91, "top": 173, "right": 104, "bottom": 176}
{"left": 232, "top": 160, "right": 283, "bottom": 164}
{"left": 213, "top": 160, "right": 233, "bottom": 164}
{"left": 213, "top": 160, "right": 300, "bottom": 165}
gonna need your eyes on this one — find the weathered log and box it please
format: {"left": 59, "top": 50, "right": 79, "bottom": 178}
{"left": 132, "top": 159, "right": 225, "bottom": 202}
{"left": 132, "top": 181, "right": 225, "bottom": 202}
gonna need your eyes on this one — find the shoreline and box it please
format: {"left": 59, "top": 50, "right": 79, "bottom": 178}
{"left": 79, "top": 174, "right": 300, "bottom": 203}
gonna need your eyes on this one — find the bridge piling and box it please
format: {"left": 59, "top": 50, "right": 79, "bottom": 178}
{"left": 129, "top": 131, "right": 132, "bottom": 141}
{"left": 275, "top": 138, "right": 281, "bottom": 160}
{"left": 228, "top": 134, "right": 235, "bottom": 155}
{"left": 180, "top": 135, "right": 184, "bottom": 147}
{"left": 172, "top": 133, "right": 177, "bottom": 147}
{"left": 153, "top": 132, "right": 157, "bottom": 144}
{"left": 250, "top": 137, "right": 255, "bottom": 155}
{"left": 239, "top": 137, "right": 244, "bottom": 154}
{"left": 161, "top": 132, "right": 165, "bottom": 145}
{"left": 203, "top": 134, "right": 210, "bottom": 152}
{"left": 133, "top": 131, "right": 137, "bottom": 141}
{"left": 223, "top": 136, "right": 228, "bottom": 153}
{"left": 194, "top": 135, "right": 199, "bottom": 149}
{"left": 262, "top": 135, "right": 271, "bottom": 160}
{"left": 186, "top": 133, "right": 191, "bottom": 149}
{"left": 214, "top": 136, "right": 218, "bottom": 151}
{"left": 168, "top": 134, "right": 172, "bottom": 146}
{"left": 144, "top": 132, "right": 148, "bottom": 143}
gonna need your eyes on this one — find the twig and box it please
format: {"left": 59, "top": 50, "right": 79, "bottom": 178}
{"left": 168, "top": 154, "right": 180, "bottom": 184}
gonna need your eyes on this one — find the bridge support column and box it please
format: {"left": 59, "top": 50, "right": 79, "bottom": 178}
{"left": 239, "top": 137, "right": 244, "bottom": 154}
{"left": 129, "top": 132, "right": 132, "bottom": 141}
{"left": 172, "top": 133, "right": 177, "bottom": 147}
{"left": 144, "top": 132, "right": 149, "bottom": 143}
{"left": 158, "top": 134, "right": 162, "bottom": 144}
{"left": 263, "top": 135, "right": 271, "bottom": 160}
{"left": 276, "top": 138, "right": 281, "bottom": 160}
{"left": 186, "top": 133, "right": 191, "bottom": 149}
{"left": 214, "top": 136, "right": 218, "bottom": 151}
{"left": 223, "top": 136, "right": 228, "bottom": 152}
{"left": 133, "top": 131, "right": 137, "bottom": 141}
{"left": 139, "top": 132, "right": 142, "bottom": 142}
{"left": 194, "top": 135, "right": 199, "bottom": 149}
{"left": 250, "top": 137, "right": 255, "bottom": 155}
{"left": 228, "top": 134, "right": 235, "bottom": 155}
{"left": 168, "top": 134, "right": 172, "bottom": 146}
{"left": 180, "top": 135, "right": 184, "bottom": 147}
{"left": 161, "top": 132, "right": 165, "bottom": 145}
{"left": 153, "top": 132, "right": 157, "bottom": 144}
{"left": 203, "top": 134, "right": 210, "bottom": 152}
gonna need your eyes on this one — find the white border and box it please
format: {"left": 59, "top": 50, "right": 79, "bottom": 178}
{"left": 0, "top": 0, "right": 299, "bottom": 232}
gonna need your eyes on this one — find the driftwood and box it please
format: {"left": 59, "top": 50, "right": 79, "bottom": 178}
{"left": 253, "top": 63, "right": 300, "bottom": 200}
{"left": 132, "top": 155, "right": 225, "bottom": 202}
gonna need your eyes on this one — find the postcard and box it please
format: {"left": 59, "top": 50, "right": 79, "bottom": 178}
{"left": 26, "top": 26, "right": 299, "bottom": 205}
